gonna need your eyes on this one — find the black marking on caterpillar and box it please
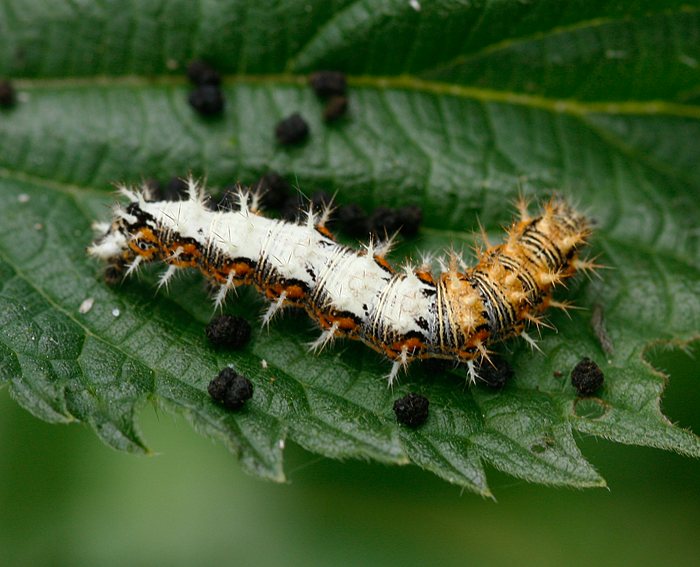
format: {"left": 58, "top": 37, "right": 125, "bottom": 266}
{"left": 88, "top": 180, "right": 595, "bottom": 384}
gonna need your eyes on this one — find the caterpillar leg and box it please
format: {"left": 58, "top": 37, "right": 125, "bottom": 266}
{"left": 157, "top": 264, "right": 178, "bottom": 290}
{"left": 520, "top": 331, "right": 542, "bottom": 353}
{"left": 386, "top": 361, "right": 401, "bottom": 388}
{"left": 124, "top": 255, "right": 144, "bottom": 278}
{"left": 385, "top": 346, "right": 410, "bottom": 388}
{"left": 308, "top": 322, "right": 340, "bottom": 353}
{"left": 213, "top": 272, "right": 236, "bottom": 309}
{"left": 466, "top": 360, "right": 479, "bottom": 384}
{"left": 261, "top": 292, "right": 287, "bottom": 327}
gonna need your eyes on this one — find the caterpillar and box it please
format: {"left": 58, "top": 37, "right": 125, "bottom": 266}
{"left": 88, "top": 180, "right": 594, "bottom": 383}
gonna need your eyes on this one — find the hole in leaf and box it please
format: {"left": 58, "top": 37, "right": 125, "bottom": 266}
{"left": 574, "top": 397, "right": 607, "bottom": 419}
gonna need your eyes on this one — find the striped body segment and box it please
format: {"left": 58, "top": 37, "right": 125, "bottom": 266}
{"left": 88, "top": 181, "right": 592, "bottom": 383}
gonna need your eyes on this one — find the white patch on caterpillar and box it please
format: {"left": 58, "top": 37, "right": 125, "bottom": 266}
{"left": 88, "top": 180, "right": 594, "bottom": 384}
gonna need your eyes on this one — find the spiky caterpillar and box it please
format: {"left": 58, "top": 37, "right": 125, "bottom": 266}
{"left": 88, "top": 180, "right": 594, "bottom": 383}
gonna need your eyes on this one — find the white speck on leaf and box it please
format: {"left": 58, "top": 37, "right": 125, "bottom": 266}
{"left": 79, "top": 298, "right": 95, "bottom": 314}
{"left": 18, "top": 194, "right": 30, "bottom": 203}
{"left": 409, "top": 0, "right": 421, "bottom": 10}
{"left": 112, "top": 308, "right": 121, "bottom": 317}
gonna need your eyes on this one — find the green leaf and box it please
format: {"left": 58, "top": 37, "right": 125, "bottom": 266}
{"left": 1, "top": 0, "right": 698, "bottom": 495}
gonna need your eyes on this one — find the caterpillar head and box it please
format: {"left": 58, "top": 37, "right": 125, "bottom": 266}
{"left": 87, "top": 193, "right": 161, "bottom": 267}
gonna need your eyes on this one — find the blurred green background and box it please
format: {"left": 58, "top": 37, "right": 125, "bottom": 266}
{"left": 1, "top": 344, "right": 698, "bottom": 567}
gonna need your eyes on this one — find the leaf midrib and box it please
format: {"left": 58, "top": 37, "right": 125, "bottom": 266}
{"left": 11, "top": 74, "right": 700, "bottom": 119}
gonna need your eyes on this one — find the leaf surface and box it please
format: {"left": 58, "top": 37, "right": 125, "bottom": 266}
{"left": 1, "top": 0, "right": 699, "bottom": 494}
